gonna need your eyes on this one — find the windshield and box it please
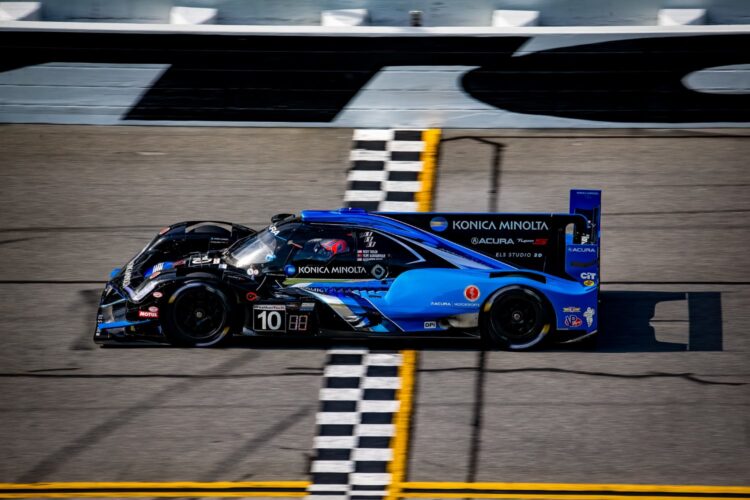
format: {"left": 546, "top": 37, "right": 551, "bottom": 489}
{"left": 224, "top": 228, "right": 281, "bottom": 268}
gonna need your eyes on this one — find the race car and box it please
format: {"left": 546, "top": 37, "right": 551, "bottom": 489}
{"left": 94, "top": 189, "right": 601, "bottom": 350}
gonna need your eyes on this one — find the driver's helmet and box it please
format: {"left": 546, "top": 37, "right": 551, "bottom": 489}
{"left": 320, "top": 239, "right": 349, "bottom": 255}
{"left": 301, "top": 238, "right": 350, "bottom": 260}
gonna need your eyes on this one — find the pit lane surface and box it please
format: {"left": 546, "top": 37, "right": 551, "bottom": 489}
{"left": 0, "top": 125, "right": 748, "bottom": 488}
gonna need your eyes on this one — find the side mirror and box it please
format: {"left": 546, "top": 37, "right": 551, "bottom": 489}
{"left": 271, "top": 213, "right": 296, "bottom": 224}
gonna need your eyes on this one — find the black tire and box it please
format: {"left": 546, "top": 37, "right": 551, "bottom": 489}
{"left": 162, "top": 282, "right": 235, "bottom": 347}
{"left": 481, "top": 286, "right": 553, "bottom": 350}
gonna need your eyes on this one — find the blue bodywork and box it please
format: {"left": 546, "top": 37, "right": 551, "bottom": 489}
{"left": 290, "top": 189, "right": 601, "bottom": 338}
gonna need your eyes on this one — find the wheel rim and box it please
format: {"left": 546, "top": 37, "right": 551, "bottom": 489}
{"left": 172, "top": 287, "right": 227, "bottom": 341}
{"left": 491, "top": 295, "right": 542, "bottom": 343}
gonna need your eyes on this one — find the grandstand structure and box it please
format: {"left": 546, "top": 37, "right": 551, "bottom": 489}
{"left": 1, "top": 0, "right": 749, "bottom": 27}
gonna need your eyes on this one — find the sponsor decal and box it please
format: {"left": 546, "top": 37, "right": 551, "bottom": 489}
{"left": 583, "top": 280, "right": 595, "bottom": 287}
{"left": 471, "top": 237, "right": 514, "bottom": 245}
{"left": 580, "top": 272, "right": 597, "bottom": 280}
{"left": 495, "top": 252, "right": 543, "bottom": 259}
{"left": 138, "top": 310, "right": 159, "bottom": 319}
{"left": 424, "top": 321, "right": 437, "bottom": 329}
{"left": 152, "top": 291, "right": 163, "bottom": 298}
{"left": 148, "top": 306, "right": 158, "bottom": 313}
{"left": 152, "top": 262, "right": 171, "bottom": 273}
{"left": 371, "top": 264, "right": 387, "bottom": 280}
{"left": 584, "top": 307, "right": 595, "bottom": 327}
{"left": 569, "top": 246, "right": 597, "bottom": 253}
{"left": 298, "top": 265, "right": 368, "bottom": 275}
{"left": 357, "top": 249, "right": 386, "bottom": 261}
{"left": 284, "top": 264, "right": 297, "bottom": 277}
{"left": 452, "top": 220, "right": 549, "bottom": 231}
{"left": 191, "top": 255, "right": 220, "bottom": 265}
{"left": 515, "top": 237, "right": 548, "bottom": 246}
{"left": 122, "top": 261, "right": 134, "bottom": 287}
{"left": 562, "top": 306, "right": 581, "bottom": 313}
{"left": 464, "top": 285, "right": 481, "bottom": 302}
{"left": 255, "top": 304, "right": 285, "bottom": 311}
{"left": 430, "top": 300, "right": 478, "bottom": 308}
{"left": 246, "top": 291, "right": 259, "bottom": 302}
{"left": 564, "top": 315, "right": 583, "bottom": 328}
{"left": 300, "top": 302, "right": 315, "bottom": 311}
{"left": 430, "top": 216, "right": 448, "bottom": 232}
{"left": 360, "top": 231, "right": 377, "bottom": 248}
{"left": 269, "top": 225, "right": 279, "bottom": 236}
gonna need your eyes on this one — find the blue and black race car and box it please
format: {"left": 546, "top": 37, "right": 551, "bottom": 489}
{"left": 94, "top": 190, "right": 601, "bottom": 350}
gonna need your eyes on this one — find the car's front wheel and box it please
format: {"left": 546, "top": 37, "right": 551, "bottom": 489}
{"left": 481, "top": 286, "right": 552, "bottom": 350}
{"left": 163, "top": 282, "right": 235, "bottom": 347}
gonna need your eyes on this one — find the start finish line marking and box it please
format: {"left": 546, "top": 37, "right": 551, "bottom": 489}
{"left": 306, "top": 129, "right": 440, "bottom": 500}
{"left": 307, "top": 350, "right": 418, "bottom": 500}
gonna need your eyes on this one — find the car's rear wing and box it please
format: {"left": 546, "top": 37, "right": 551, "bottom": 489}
{"left": 381, "top": 189, "right": 601, "bottom": 283}
{"left": 566, "top": 189, "right": 601, "bottom": 286}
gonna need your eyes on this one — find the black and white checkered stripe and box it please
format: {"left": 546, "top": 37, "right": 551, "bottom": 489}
{"left": 308, "top": 348, "right": 402, "bottom": 500}
{"left": 345, "top": 129, "right": 427, "bottom": 212}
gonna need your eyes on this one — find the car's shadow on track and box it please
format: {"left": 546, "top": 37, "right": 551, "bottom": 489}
{"left": 96, "top": 291, "right": 724, "bottom": 353}
{"left": 594, "top": 290, "right": 723, "bottom": 352}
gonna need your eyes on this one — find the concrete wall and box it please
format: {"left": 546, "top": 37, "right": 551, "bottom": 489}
{"left": 29, "top": 0, "right": 750, "bottom": 25}
{"left": 0, "top": 24, "right": 749, "bottom": 128}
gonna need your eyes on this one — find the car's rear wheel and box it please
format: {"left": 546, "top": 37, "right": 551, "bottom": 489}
{"left": 163, "top": 282, "right": 234, "bottom": 347}
{"left": 481, "top": 286, "right": 552, "bottom": 350}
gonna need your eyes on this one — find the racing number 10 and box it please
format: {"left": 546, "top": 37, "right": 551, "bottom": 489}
{"left": 253, "top": 305, "right": 286, "bottom": 332}
{"left": 256, "top": 309, "right": 282, "bottom": 331}
{"left": 253, "top": 305, "right": 309, "bottom": 333}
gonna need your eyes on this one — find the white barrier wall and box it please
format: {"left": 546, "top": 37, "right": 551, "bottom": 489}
{"left": 0, "top": 23, "right": 749, "bottom": 128}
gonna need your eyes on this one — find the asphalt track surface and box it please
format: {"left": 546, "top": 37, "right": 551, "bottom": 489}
{"left": 0, "top": 125, "right": 749, "bottom": 489}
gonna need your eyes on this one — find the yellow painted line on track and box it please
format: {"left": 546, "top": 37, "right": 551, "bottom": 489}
{"left": 0, "top": 481, "right": 309, "bottom": 498}
{"left": 386, "top": 350, "right": 418, "bottom": 500}
{"left": 401, "top": 483, "right": 750, "bottom": 493}
{"left": 398, "top": 482, "right": 750, "bottom": 499}
{"left": 0, "top": 493, "right": 305, "bottom": 498}
{"left": 0, "top": 482, "right": 310, "bottom": 489}
{"left": 2, "top": 481, "right": 748, "bottom": 499}
{"left": 400, "top": 494, "right": 750, "bottom": 500}
{"left": 416, "top": 129, "right": 441, "bottom": 212}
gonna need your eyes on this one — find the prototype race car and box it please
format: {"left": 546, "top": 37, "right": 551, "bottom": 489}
{"left": 94, "top": 190, "right": 601, "bottom": 350}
